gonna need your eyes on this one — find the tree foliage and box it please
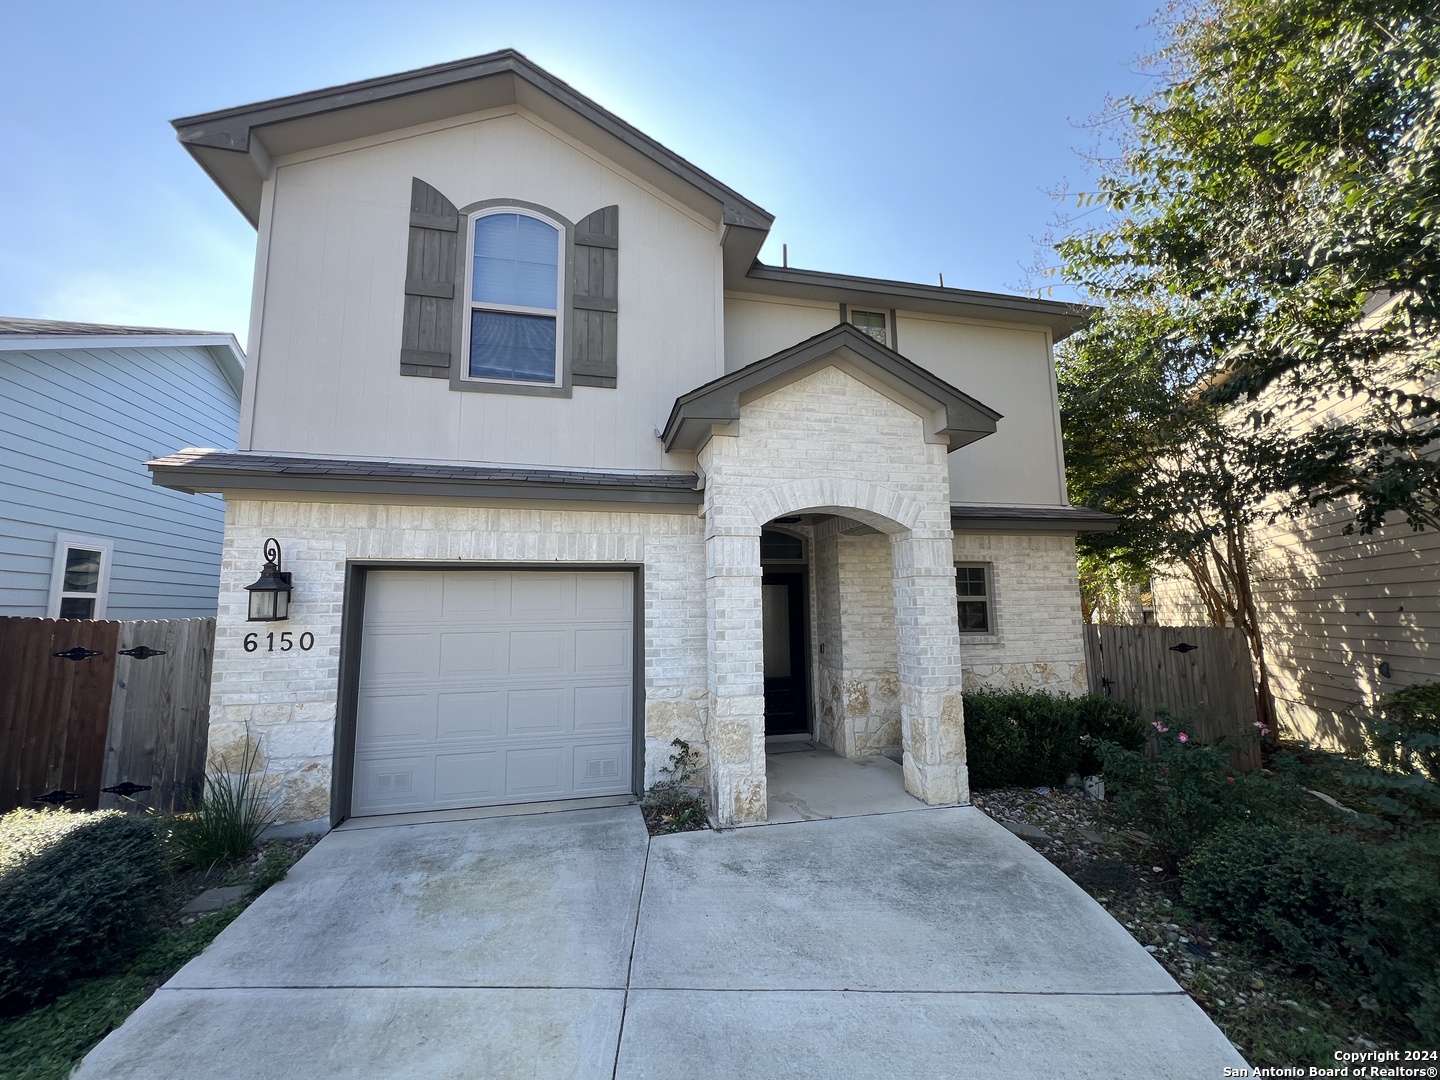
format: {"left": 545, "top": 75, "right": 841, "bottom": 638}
{"left": 1060, "top": 0, "right": 1440, "bottom": 535}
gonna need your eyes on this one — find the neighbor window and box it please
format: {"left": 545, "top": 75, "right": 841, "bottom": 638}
{"left": 48, "top": 537, "right": 111, "bottom": 619}
{"left": 849, "top": 309, "right": 889, "bottom": 345}
{"left": 955, "top": 564, "right": 991, "bottom": 634}
{"left": 464, "top": 209, "right": 564, "bottom": 384}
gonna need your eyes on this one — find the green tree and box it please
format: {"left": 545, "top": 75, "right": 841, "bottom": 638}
{"left": 1060, "top": 0, "right": 1440, "bottom": 533}
{"left": 1056, "top": 0, "right": 1440, "bottom": 732}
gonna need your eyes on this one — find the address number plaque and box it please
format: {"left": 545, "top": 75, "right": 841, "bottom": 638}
{"left": 243, "top": 631, "right": 315, "bottom": 653}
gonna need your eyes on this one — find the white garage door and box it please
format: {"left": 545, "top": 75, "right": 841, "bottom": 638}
{"left": 351, "top": 570, "right": 634, "bottom": 817}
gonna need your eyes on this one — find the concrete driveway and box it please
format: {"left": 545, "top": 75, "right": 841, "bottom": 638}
{"left": 76, "top": 804, "right": 1246, "bottom": 1079}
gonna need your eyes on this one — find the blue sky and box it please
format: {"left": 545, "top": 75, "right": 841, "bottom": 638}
{"left": 0, "top": 1, "right": 1161, "bottom": 348}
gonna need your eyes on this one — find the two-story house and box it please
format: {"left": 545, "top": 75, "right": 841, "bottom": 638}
{"left": 152, "top": 51, "right": 1111, "bottom": 829}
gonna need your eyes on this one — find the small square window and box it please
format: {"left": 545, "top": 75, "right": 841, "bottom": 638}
{"left": 48, "top": 537, "right": 111, "bottom": 620}
{"left": 850, "top": 309, "right": 888, "bottom": 344}
{"left": 956, "top": 564, "right": 991, "bottom": 634}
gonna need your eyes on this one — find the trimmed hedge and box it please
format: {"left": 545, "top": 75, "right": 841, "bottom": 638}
{"left": 0, "top": 811, "right": 168, "bottom": 1013}
{"left": 963, "top": 690, "right": 1146, "bottom": 789}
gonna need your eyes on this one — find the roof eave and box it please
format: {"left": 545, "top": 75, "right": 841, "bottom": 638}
{"left": 173, "top": 50, "right": 773, "bottom": 237}
{"left": 731, "top": 263, "right": 1095, "bottom": 340}
{"left": 663, "top": 324, "right": 1001, "bottom": 453}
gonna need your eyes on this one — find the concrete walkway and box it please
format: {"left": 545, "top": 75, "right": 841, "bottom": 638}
{"left": 76, "top": 795, "right": 1246, "bottom": 1078}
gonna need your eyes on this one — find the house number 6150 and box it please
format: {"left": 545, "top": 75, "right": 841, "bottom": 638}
{"left": 243, "top": 631, "right": 315, "bottom": 653}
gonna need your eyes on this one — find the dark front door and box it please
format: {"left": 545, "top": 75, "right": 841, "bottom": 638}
{"left": 762, "top": 571, "right": 809, "bottom": 735}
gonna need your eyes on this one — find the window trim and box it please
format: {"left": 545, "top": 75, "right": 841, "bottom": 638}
{"left": 450, "top": 199, "right": 575, "bottom": 398}
{"left": 954, "top": 562, "right": 995, "bottom": 638}
{"left": 840, "top": 304, "right": 896, "bottom": 348}
{"left": 47, "top": 535, "right": 112, "bottom": 620}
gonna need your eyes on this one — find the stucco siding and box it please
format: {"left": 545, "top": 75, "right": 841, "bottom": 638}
{"left": 896, "top": 313, "right": 1066, "bottom": 506}
{"left": 247, "top": 109, "right": 723, "bottom": 472}
{"left": 0, "top": 344, "right": 239, "bottom": 618}
{"left": 722, "top": 295, "right": 841, "bottom": 372}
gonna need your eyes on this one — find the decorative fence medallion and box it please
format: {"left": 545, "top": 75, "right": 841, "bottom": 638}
{"left": 52, "top": 646, "right": 102, "bottom": 661}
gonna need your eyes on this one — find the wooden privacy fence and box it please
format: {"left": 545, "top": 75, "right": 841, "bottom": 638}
{"left": 0, "top": 617, "right": 214, "bottom": 813}
{"left": 1084, "top": 624, "right": 1262, "bottom": 772}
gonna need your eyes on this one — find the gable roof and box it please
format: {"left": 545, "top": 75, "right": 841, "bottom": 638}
{"left": 172, "top": 50, "right": 773, "bottom": 240}
{"left": 173, "top": 50, "right": 1092, "bottom": 336}
{"left": 662, "top": 323, "right": 1002, "bottom": 454}
{"left": 0, "top": 316, "right": 246, "bottom": 397}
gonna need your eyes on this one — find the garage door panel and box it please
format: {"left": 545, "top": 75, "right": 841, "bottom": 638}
{"left": 510, "top": 575, "right": 573, "bottom": 619}
{"left": 440, "top": 573, "right": 506, "bottom": 618}
{"left": 365, "top": 572, "right": 443, "bottom": 621}
{"left": 509, "top": 630, "right": 566, "bottom": 675}
{"left": 434, "top": 751, "right": 501, "bottom": 803}
{"left": 437, "top": 691, "right": 502, "bottom": 740}
{"left": 354, "top": 570, "right": 633, "bottom": 816}
{"left": 438, "top": 631, "right": 506, "bottom": 676}
{"left": 506, "top": 688, "right": 568, "bottom": 734}
{"left": 504, "top": 747, "right": 567, "bottom": 797}
{"left": 356, "top": 693, "right": 437, "bottom": 745}
{"left": 573, "top": 742, "right": 630, "bottom": 793}
{"left": 576, "top": 574, "right": 630, "bottom": 618}
{"left": 574, "top": 627, "right": 629, "bottom": 673}
{"left": 360, "top": 631, "right": 436, "bottom": 681}
{"left": 354, "top": 754, "right": 431, "bottom": 814}
{"left": 574, "top": 684, "right": 630, "bottom": 733}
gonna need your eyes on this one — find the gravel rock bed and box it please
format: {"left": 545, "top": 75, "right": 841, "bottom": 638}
{"left": 971, "top": 785, "right": 1398, "bottom": 1063}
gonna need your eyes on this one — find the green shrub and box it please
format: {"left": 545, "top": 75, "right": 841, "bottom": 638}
{"left": 1099, "top": 725, "right": 1294, "bottom": 868}
{"left": 1183, "top": 822, "right": 1440, "bottom": 1042}
{"left": 963, "top": 690, "right": 1144, "bottom": 789}
{"left": 0, "top": 812, "right": 168, "bottom": 1013}
{"left": 641, "top": 739, "right": 708, "bottom": 834}
{"left": 1366, "top": 681, "right": 1440, "bottom": 784}
{"left": 0, "top": 809, "right": 115, "bottom": 876}
{"left": 171, "top": 745, "right": 277, "bottom": 869}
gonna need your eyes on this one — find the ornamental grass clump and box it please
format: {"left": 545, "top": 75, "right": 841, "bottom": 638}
{"left": 170, "top": 740, "right": 277, "bottom": 870}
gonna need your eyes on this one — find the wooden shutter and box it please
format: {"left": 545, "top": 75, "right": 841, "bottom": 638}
{"left": 571, "top": 205, "right": 619, "bottom": 387}
{"left": 400, "top": 178, "right": 461, "bottom": 379}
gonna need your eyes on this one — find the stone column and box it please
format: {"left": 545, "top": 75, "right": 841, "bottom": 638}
{"left": 891, "top": 529, "right": 970, "bottom": 805}
{"left": 704, "top": 516, "right": 768, "bottom": 825}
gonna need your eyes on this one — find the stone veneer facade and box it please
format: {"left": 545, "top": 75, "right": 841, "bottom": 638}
{"left": 206, "top": 367, "right": 1089, "bottom": 827}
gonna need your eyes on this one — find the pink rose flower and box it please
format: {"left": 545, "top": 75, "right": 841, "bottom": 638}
{"left": 1177, "top": 732, "right": 1189, "bottom": 744}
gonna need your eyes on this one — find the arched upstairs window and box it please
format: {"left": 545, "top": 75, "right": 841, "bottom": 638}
{"left": 399, "top": 180, "right": 619, "bottom": 393}
{"left": 465, "top": 209, "right": 565, "bottom": 385}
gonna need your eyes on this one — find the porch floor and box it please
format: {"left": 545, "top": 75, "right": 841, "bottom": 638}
{"left": 764, "top": 745, "right": 927, "bottom": 823}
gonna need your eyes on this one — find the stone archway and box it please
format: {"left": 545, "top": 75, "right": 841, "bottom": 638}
{"left": 702, "top": 466, "right": 968, "bottom": 826}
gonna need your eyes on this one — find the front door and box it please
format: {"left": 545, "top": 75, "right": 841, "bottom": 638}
{"left": 762, "top": 570, "right": 809, "bottom": 735}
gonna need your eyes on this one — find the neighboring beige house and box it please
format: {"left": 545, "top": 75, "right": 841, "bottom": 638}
{"left": 152, "top": 51, "right": 1110, "bottom": 829}
{"left": 1152, "top": 301, "right": 1439, "bottom": 749}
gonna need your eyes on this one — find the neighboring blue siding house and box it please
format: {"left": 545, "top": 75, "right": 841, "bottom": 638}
{"left": 0, "top": 318, "right": 243, "bottom": 619}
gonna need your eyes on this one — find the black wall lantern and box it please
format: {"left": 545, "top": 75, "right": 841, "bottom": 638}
{"left": 245, "top": 538, "right": 293, "bottom": 622}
